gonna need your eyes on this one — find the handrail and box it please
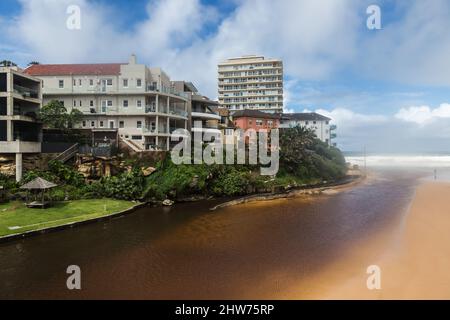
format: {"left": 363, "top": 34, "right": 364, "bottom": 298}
{"left": 54, "top": 143, "right": 79, "bottom": 162}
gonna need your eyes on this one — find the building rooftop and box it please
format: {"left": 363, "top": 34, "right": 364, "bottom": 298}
{"left": 282, "top": 112, "right": 331, "bottom": 121}
{"left": 25, "top": 63, "right": 124, "bottom": 76}
{"left": 232, "top": 109, "right": 281, "bottom": 119}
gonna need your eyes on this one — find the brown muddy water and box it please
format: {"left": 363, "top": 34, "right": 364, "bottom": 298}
{"left": 0, "top": 169, "right": 433, "bottom": 299}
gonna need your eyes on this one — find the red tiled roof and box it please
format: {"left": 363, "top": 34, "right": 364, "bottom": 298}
{"left": 25, "top": 63, "right": 124, "bottom": 76}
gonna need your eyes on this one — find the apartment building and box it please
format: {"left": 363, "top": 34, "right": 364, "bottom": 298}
{"left": 232, "top": 109, "right": 280, "bottom": 132}
{"left": 172, "top": 81, "right": 221, "bottom": 137}
{"left": 279, "top": 113, "right": 337, "bottom": 146}
{"left": 0, "top": 66, "right": 42, "bottom": 181}
{"left": 25, "top": 55, "right": 189, "bottom": 151}
{"left": 218, "top": 55, "right": 283, "bottom": 114}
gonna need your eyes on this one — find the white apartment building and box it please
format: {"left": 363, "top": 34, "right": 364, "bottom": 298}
{"left": 0, "top": 66, "right": 42, "bottom": 181}
{"left": 218, "top": 55, "right": 283, "bottom": 114}
{"left": 279, "top": 113, "right": 337, "bottom": 146}
{"left": 26, "top": 55, "right": 189, "bottom": 151}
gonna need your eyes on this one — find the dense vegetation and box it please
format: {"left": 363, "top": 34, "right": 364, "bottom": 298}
{"left": 143, "top": 126, "right": 347, "bottom": 200}
{"left": 39, "top": 100, "right": 83, "bottom": 129}
{"left": 0, "top": 126, "right": 347, "bottom": 202}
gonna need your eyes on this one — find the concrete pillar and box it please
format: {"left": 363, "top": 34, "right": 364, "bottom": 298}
{"left": 156, "top": 95, "right": 159, "bottom": 113}
{"left": 6, "top": 95, "right": 13, "bottom": 116}
{"left": 6, "top": 70, "right": 13, "bottom": 92}
{"left": 6, "top": 120, "right": 12, "bottom": 141}
{"left": 167, "top": 96, "right": 170, "bottom": 113}
{"left": 15, "top": 153, "right": 23, "bottom": 182}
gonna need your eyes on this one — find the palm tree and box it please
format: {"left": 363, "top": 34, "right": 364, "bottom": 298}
{"left": 0, "top": 60, "right": 17, "bottom": 67}
{"left": 27, "top": 61, "right": 40, "bottom": 66}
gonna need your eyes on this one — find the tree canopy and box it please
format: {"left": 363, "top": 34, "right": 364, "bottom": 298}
{"left": 39, "top": 100, "right": 83, "bottom": 129}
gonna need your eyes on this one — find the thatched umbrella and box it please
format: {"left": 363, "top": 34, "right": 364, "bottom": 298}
{"left": 20, "top": 177, "right": 57, "bottom": 208}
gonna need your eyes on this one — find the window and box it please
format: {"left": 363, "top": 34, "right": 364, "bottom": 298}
{"left": 79, "top": 100, "right": 82, "bottom": 107}
{"left": 99, "top": 121, "right": 104, "bottom": 127}
{"left": 267, "top": 120, "right": 273, "bottom": 127}
{"left": 73, "top": 100, "right": 76, "bottom": 107}
{"left": 123, "top": 100, "right": 128, "bottom": 108}
{"left": 79, "top": 79, "right": 82, "bottom": 86}
{"left": 256, "top": 119, "right": 263, "bottom": 126}
{"left": 91, "top": 121, "right": 95, "bottom": 127}
{"left": 313, "top": 121, "right": 317, "bottom": 125}
{"left": 89, "top": 79, "right": 94, "bottom": 86}
{"left": 59, "top": 100, "right": 65, "bottom": 106}
{"left": 90, "top": 100, "right": 94, "bottom": 107}
{"left": 59, "top": 80, "right": 64, "bottom": 88}
{"left": 123, "top": 79, "right": 128, "bottom": 87}
{"left": 82, "top": 120, "right": 86, "bottom": 127}
{"left": 137, "top": 100, "right": 142, "bottom": 108}
{"left": 326, "top": 121, "right": 329, "bottom": 125}
{"left": 136, "top": 78, "right": 142, "bottom": 87}
{"left": 137, "top": 121, "right": 142, "bottom": 129}
{"left": 132, "top": 135, "right": 142, "bottom": 140}
{"left": 248, "top": 119, "right": 252, "bottom": 125}
{"left": 73, "top": 79, "right": 76, "bottom": 86}
{"left": 119, "top": 121, "right": 124, "bottom": 128}
{"left": 107, "top": 101, "right": 112, "bottom": 107}
{"left": 106, "top": 79, "right": 112, "bottom": 86}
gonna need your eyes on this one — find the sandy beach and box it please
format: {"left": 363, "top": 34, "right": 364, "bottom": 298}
{"left": 308, "top": 180, "right": 450, "bottom": 300}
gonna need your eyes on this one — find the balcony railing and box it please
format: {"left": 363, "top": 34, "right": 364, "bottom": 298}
{"left": 146, "top": 84, "right": 189, "bottom": 99}
{"left": 169, "top": 109, "right": 188, "bottom": 117}
{"left": 13, "top": 84, "right": 39, "bottom": 99}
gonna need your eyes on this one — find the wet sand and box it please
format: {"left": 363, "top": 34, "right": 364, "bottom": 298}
{"left": 303, "top": 181, "right": 450, "bottom": 299}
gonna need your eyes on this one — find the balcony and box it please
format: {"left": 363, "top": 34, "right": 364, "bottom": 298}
{"left": 0, "top": 140, "right": 41, "bottom": 153}
{"left": 331, "top": 133, "right": 337, "bottom": 139}
{"left": 330, "top": 124, "right": 337, "bottom": 131}
{"left": 13, "top": 84, "right": 39, "bottom": 99}
{"left": 169, "top": 109, "right": 188, "bottom": 118}
{"left": 13, "top": 106, "right": 39, "bottom": 120}
{"left": 146, "top": 84, "right": 189, "bottom": 99}
{"left": 143, "top": 125, "right": 168, "bottom": 135}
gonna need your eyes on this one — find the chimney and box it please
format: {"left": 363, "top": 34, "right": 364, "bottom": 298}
{"left": 129, "top": 54, "right": 137, "bottom": 65}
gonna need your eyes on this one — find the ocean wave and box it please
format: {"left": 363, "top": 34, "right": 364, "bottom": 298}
{"left": 346, "top": 155, "right": 450, "bottom": 168}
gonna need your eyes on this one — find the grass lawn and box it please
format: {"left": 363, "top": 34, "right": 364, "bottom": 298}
{"left": 0, "top": 199, "right": 137, "bottom": 237}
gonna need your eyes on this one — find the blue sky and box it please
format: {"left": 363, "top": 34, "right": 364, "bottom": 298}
{"left": 1, "top": 0, "right": 450, "bottom": 153}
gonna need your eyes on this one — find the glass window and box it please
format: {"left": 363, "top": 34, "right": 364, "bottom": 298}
{"left": 136, "top": 79, "right": 142, "bottom": 87}
{"left": 91, "top": 121, "right": 95, "bottom": 127}
{"left": 137, "top": 121, "right": 142, "bottom": 129}
{"left": 106, "top": 79, "right": 112, "bottom": 86}
{"left": 123, "top": 79, "right": 128, "bottom": 87}
{"left": 137, "top": 100, "right": 142, "bottom": 108}
{"left": 59, "top": 80, "right": 64, "bottom": 88}
{"left": 123, "top": 100, "right": 128, "bottom": 108}
{"left": 119, "top": 121, "right": 124, "bottom": 128}
{"left": 99, "top": 121, "right": 104, "bottom": 127}
{"left": 89, "top": 79, "right": 94, "bottom": 86}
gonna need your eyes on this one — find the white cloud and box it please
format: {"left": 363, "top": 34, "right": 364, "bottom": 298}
{"left": 395, "top": 103, "right": 450, "bottom": 125}
{"left": 3, "top": 0, "right": 361, "bottom": 97}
